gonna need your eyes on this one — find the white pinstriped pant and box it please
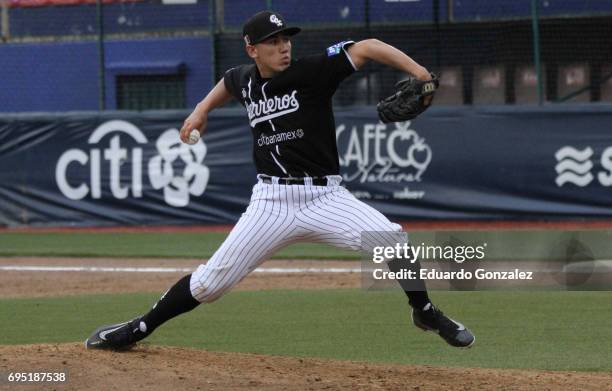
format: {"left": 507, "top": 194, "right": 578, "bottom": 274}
{"left": 190, "top": 175, "right": 402, "bottom": 303}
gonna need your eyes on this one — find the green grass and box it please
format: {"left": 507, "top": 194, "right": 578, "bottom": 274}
{"left": 1, "top": 290, "right": 611, "bottom": 372}
{"left": 0, "top": 232, "right": 357, "bottom": 259}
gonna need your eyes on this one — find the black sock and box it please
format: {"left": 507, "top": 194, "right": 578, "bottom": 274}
{"left": 387, "top": 257, "right": 431, "bottom": 310}
{"left": 140, "top": 274, "right": 200, "bottom": 333}
{"left": 406, "top": 290, "right": 430, "bottom": 311}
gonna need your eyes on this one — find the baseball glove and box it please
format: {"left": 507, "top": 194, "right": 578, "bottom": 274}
{"left": 376, "top": 74, "right": 439, "bottom": 123}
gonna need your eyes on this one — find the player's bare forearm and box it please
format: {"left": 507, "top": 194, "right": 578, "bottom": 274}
{"left": 194, "top": 79, "right": 233, "bottom": 117}
{"left": 348, "top": 39, "right": 430, "bottom": 80}
{"left": 180, "top": 79, "right": 232, "bottom": 143}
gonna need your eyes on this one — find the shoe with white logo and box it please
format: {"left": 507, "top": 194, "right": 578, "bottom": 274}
{"left": 85, "top": 317, "right": 148, "bottom": 350}
{"left": 411, "top": 303, "right": 475, "bottom": 348}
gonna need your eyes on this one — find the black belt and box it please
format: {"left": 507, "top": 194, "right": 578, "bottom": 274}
{"left": 260, "top": 176, "right": 328, "bottom": 186}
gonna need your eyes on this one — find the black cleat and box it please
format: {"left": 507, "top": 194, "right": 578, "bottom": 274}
{"left": 85, "top": 317, "right": 148, "bottom": 351}
{"left": 412, "top": 303, "right": 475, "bottom": 348}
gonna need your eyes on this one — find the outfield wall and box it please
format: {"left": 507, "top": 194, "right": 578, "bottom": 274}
{"left": 1, "top": 105, "right": 611, "bottom": 227}
{"left": 0, "top": 37, "right": 213, "bottom": 112}
{"left": 2, "top": 1, "right": 612, "bottom": 113}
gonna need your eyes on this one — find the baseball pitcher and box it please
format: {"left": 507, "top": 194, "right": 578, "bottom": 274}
{"left": 86, "top": 11, "right": 474, "bottom": 350}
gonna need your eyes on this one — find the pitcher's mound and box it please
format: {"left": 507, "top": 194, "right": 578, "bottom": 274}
{"left": 1, "top": 343, "right": 610, "bottom": 390}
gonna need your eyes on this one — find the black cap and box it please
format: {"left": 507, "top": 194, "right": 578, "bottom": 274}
{"left": 243, "top": 11, "right": 301, "bottom": 45}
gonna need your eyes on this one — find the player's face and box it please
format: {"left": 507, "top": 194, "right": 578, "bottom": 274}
{"left": 250, "top": 34, "right": 292, "bottom": 77}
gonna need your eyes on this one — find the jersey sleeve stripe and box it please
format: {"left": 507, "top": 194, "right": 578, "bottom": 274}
{"left": 341, "top": 40, "right": 357, "bottom": 71}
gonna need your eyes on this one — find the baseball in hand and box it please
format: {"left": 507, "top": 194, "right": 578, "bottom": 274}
{"left": 187, "top": 129, "right": 200, "bottom": 145}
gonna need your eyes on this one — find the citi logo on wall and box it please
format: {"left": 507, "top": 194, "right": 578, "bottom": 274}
{"left": 55, "top": 120, "right": 209, "bottom": 207}
{"left": 554, "top": 146, "right": 612, "bottom": 187}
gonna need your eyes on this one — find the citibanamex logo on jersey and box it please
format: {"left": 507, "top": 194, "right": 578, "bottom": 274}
{"left": 336, "top": 121, "right": 431, "bottom": 199}
{"left": 257, "top": 129, "right": 304, "bottom": 146}
{"left": 554, "top": 145, "right": 612, "bottom": 187}
{"left": 55, "top": 120, "right": 209, "bottom": 207}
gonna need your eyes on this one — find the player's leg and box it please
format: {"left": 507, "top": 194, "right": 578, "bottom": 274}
{"left": 86, "top": 182, "right": 300, "bottom": 350}
{"left": 189, "top": 187, "right": 300, "bottom": 303}
{"left": 297, "top": 184, "right": 475, "bottom": 348}
{"left": 296, "top": 184, "right": 429, "bottom": 303}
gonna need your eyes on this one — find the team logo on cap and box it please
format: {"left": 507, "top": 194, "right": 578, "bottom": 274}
{"left": 270, "top": 14, "right": 283, "bottom": 27}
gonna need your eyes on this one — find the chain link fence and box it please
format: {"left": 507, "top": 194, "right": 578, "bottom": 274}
{"left": 1, "top": 0, "right": 611, "bottom": 110}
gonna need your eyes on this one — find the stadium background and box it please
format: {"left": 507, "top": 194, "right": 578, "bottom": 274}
{"left": 1, "top": 0, "right": 612, "bottom": 227}
{"left": 1, "top": 0, "right": 612, "bottom": 111}
{"left": 1, "top": 2, "right": 612, "bottom": 389}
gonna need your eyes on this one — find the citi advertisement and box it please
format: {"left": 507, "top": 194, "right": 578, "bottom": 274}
{"left": 1, "top": 105, "right": 612, "bottom": 226}
{"left": 55, "top": 120, "right": 209, "bottom": 207}
{"left": 0, "top": 112, "right": 255, "bottom": 226}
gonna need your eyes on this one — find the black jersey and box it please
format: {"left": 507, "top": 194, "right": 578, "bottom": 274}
{"left": 223, "top": 40, "right": 356, "bottom": 177}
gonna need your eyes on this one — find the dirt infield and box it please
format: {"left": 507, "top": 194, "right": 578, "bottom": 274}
{"left": 2, "top": 256, "right": 611, "bottom": 390}
{"left": 1, "top": 343, "right": 611, "bottom": 391}
{"left": 0, "top": 257, "right": 360, "bottom": 298}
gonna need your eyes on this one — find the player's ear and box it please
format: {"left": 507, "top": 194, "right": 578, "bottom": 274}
{"left": 245, "top": 44, "right": 257, "bottom": 60}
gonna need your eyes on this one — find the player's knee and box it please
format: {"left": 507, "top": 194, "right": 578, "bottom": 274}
{"left": 196, "top": 288, "right": 226, "bottom": 304}
{"left": 190, "top": 278, "right": 234, "bottom": 304}
{"left": 189, "top": 263, "right": 239, "bottom": 303}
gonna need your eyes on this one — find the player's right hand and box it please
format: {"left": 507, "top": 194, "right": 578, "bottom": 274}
{"left": 180, "top": 112, "right": 207, "bottom": 144}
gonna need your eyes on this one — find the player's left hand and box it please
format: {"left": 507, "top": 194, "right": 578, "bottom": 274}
{"left": 376, "top": 73, "right": 439, "bottom": 123}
